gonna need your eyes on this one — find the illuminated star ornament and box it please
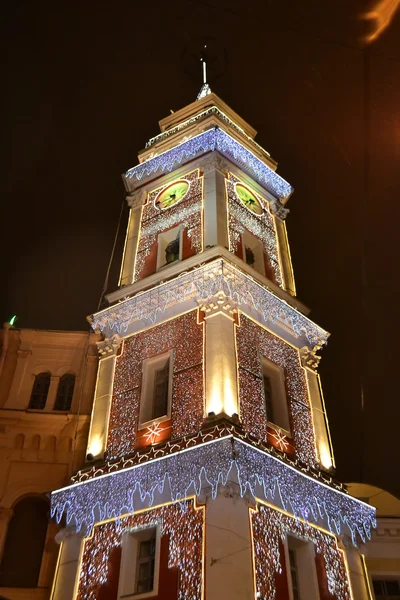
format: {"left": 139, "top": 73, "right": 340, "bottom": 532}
{"left": 271, "top": 429, "right": 289, "bottom": 451}
{"left": 144, "top": 422, "right": 166, "bottom": 445}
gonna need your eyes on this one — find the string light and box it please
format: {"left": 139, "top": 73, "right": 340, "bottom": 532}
{"left": 125, "top": 127, "right": 293, "bottom": 201}
{"left": 77, "top": 500, "right": 203, "bottom": 600}
{"left": 134, "top": 171, "right": 202, "bottom": 281}
{"left": 107, "top": 311, "right": 203, "bottom": 459}
{"left": 144, "top": 105, "right": 271, "bottom": 159}
{"left": 89, "top": 259, "right": 329, "bottom": 352}
{"left": 251, "top": 503, "right": 352, "bottom": 600}
{"left": 226, "top": 173, "right": 283, "bottom": 287}
{"left": 51, "top": 436, "right": 375, "bottom": 544}
{"left": 237, "top": 315, "right": 318, "bottom": 467}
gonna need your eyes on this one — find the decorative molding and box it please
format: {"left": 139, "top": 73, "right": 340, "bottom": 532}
{"left": 125, "top": 127, "right": 293, "bottom": 202}
{"left": 269, "top": 197, "right": 290, "bottom": 219}
{"left": 96, "top": 334, "right": 122, "bottom": 358}
{"left": 89, "top": 259, "right": 329, "bottom": 353}
{"left": 300, "top": 346, "right": 322, "bottom": 371}
{"left": 198, "top": 152, "right": 231, "bottom": 175}
{"left": 199, "top": 291, "right": 237, "bottom": 319}
{"left": 55, "top": 525, "right": 85, "bottom": 544}
{"left": 51, "top": 434, "right": 375, "bottom": 545}
{"left": 126, "top": 188, "right": 146, "bottom": 210}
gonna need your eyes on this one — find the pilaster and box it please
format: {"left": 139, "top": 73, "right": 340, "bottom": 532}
{"left": 50, "top": 527, "right": 85, "bottom": 600}
{"left": 201, "top": 153, "right": 229, "bottom": 249}
{"left": 119, "top": 189, "right": 146, "bottom": 287}
{"left": 47, "top": 376, "right": 60, "bottom": 410}
{"left": 300, "top": 347, "right": 335, "bottom": 471}
{"left": 343, "top": 541, "right": 372, "bottom": 600}
{"left": 205, "top": 491, "right": 253, "bottom": 600}
{"left": 4, "top": 329, "right": 34, "bottom": 408}
{"left": 86, "top": 334, "right": 122, "bottom": 461}
{"left": 200, "top": 293, "right": 238, "bottom": 417}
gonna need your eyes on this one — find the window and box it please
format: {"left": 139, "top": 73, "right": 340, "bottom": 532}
{"left": 29, "top": 372, "right": 51, "bottom": 409}
{"left": 139, "top": 352, "right": 172, "bottom": 427}
{"left": 54, "top": 374, "right": 75, "bottom": 411}
{"left": 288, "top": 548, "right": 300, "bottom": 600}
{"left": 261, "top": 358, "right": 290, "bottom": 432}
{"left": 242, "top": 230, "right": 265, "bottom": 276}
{"left": 118, "top": 526, "right": 160, "bottom": 599}
{"left": 285, "top": 536, "right": 320, "bottom": 600}
{"left": 0, "top": 496, "right": 48, "bottom": 587}
{"left": 373, "top": 579, "right": 400, "bottom": 599}
{"left": 157, "top": 225, "right": 182, "bottom": 270}
{"left": 136, "top": 534, "right": 156, "bottom": 594}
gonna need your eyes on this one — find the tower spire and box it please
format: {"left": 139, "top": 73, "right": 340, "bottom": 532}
{"left": 197, "top": 45, "right": 212, "bottom": 100}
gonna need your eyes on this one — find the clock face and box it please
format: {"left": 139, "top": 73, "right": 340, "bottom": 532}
{"left": 235, "top": 183, "right": 263, "bottom": 215}
{"left": 155, "top": 180, "right": 190, "bottom": 210}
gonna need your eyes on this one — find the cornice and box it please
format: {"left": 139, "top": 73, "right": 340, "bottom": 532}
{"left": 90, "top": 257, "right": 328, "bottom": 352}
{"left": 124, "top": 127, "right": 293, "bottom": 202}
{"left": 51, "top": 425, "right": 375, "bottom": 544}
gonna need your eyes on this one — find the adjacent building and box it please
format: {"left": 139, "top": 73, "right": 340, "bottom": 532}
{"left": 0, "top": 325, "right": 99, "bottom": 600}
{"left": 349, "top": 483, "right": 400, "bottom": 599}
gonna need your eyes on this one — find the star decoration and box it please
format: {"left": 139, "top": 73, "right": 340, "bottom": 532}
{"left": 144, "top": 422, "right": 166, "bottom": 445}
{"left": 271, "top": 430, "right": 289, "bottom": 451}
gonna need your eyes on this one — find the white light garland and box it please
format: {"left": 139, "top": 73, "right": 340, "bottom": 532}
{"left": 125, "top": 127, "right": 292, "bottom": 201}
{"left": 78, "top": 500, "right": 203, "bottom": 600}
{"left": 51, "top": 436, "right": 375, "bottom": 545}
{"left": 226, "top": 173, "right": 283, "bottom": 287}
{"left": 89, "top": 259, "right": 328, "bottom": 352}
{"left": 144, "top": 105, "right": 271, "bottom": 160}
{"left": 134, "top": 171, "right": 202, "bottom": 281}
{"left": 252, "top": 504, "right": 352, "bottom": 600}
{"left": 107, "top": 311, "right": 203, "bottom": 458}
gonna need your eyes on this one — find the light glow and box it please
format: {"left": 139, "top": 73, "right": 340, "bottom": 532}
{"left": 126, "top": 127, "right": 293, "bottom": 201}
{"left": 51, "top": 435, "right": 375, "bottom": 544}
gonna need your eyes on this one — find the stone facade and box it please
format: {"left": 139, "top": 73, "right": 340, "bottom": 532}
{"left": 0, "top": 326, "right": 99, "bottom": 600}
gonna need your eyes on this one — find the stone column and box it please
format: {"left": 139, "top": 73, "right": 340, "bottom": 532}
{"left": 47, "top": 375, "right": 60, "bottom": 410}
{"left": 205, "top": 488, "right": 254, "bottom": 600}
{"left": 344, "top": 542, "right": 371, "bottom": 600}
{"left": 4, "top": 329, "right": 34, "bottom": 408}
{"left": 200, "top": 293, "right": 238, "bottom": 417}
{"left": 50, "top": 527, "right": 85, "bottom": 600}
{"left": 201, "top": 153, "right": 229, "bottom": 250}
{"left": 273, "top": 214, "right": 296, "bottom": 296}
{"left": 0, "top": 506, "right": 13, "bottom": 560}
{"left": 119, "top": 190, "right": 146, "bottom": 286}
{"left": 86, "top": 334, "right": 122, "bottom": 461}
{"left": 300, "top": 347, "right": 335, "bottom": 471}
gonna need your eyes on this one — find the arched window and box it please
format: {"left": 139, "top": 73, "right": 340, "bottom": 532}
{"left": 0, "top": 496, "right": 48, "bottom": 587}
{"left": 29, "top": 373, "right": 51, "bottom": 409}
{"left": 54, "top": 374, "right": 75, "bottom": 411}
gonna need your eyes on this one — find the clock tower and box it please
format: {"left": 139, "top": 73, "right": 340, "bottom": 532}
{"left": 50, "top": 85, "right": 375, "bottom": 600}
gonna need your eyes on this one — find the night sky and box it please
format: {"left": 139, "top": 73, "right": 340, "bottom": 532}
{"left": 2, "top": 2, "right": 399, "bottom": 496}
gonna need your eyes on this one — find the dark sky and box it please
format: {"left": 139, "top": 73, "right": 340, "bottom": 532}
{"left": 2, "top": 1, "right": 399, "bottom": 496}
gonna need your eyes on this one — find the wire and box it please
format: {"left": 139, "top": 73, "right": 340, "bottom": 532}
{"left": 97, "top": 197, "right": 126, "bottom": 312}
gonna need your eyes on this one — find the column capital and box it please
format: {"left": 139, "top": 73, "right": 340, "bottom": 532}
{"left": 97, "top": 334, "right": 122, "bottom": 358}
{"left": 126, "top": 188, "right": 147, "bottom": 210}
{"left": 199, "top": 291, "right": 238, "bottom": 320}
{"left": 199, "top": 151, "right": 230, "bottom": 175}
{"left": 55, "top": 525, "right": 86, "bottom": 544}
{"left": 300, "top": 346, "right": 321, "bottom": 371}
{"left": 269, "top": 198, "right": 289, "bottom": 220}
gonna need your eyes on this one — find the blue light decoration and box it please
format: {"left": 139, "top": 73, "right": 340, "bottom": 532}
{"left": 89, "top": 259, "right": 328, "bottom": 351}
{"left": 125, "top": 127, "right": 293, "bottom": 201}
{"left": 51, "top": 435, "right": 375, "bottom": 544}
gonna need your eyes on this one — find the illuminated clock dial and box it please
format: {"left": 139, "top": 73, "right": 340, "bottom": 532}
{"left": 235, "top": 183, "right": 263, "bottom": 215}
{"left": 155, "top": 180, "right": 190, "bottom": 210}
